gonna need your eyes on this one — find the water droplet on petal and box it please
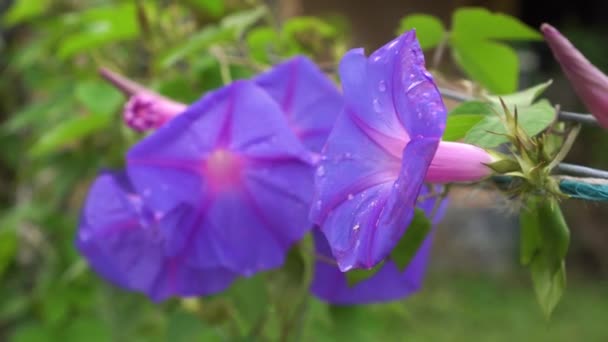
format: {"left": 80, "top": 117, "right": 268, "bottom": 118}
{"left": 353, "top": 223, "right": 360, "bottom": 231}
{"left": 373, "top": 98, "right": 382, "bottom": 112}
{"left": 316, "top": 166, "right": 325, "bottom": 177}
{"left": 378, "top": 80, "right": 386, "bottom": 92}
{"left": 315, "top": 200, "right": 322, "bottom": 210}
{"left": 347, "top": 193, "right": 354, "bottom": 200}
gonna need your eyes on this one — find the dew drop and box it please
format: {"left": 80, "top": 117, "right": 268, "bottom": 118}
{"left": 373, "top": 98, "right": 382, "bottom": 112}
{"left": 315, "top": 200, "right": 322, "bottom": 210}
{"left": 353, "top": 223, "right": 360, "bottom": 231}
{"left": 378, "top": 80, "right": 387, "bottom": 92}
{"left": 347, "top": 193, "right": 354, "bottom": 200}
{"left": 316, "top": 166, "right": 326, "bottom": 177}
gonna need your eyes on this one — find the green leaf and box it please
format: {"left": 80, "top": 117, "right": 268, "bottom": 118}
{"left": 390, "top": 209, "right": 432, "bottom": 270}
{"left": 520, "top": 197, "right": 570, "bottom": 318}
{"left": 10, "top": 322, "right": 52, "bottom": 342}
{"left": 345, "top": 261, "right": 385, "bottom": 287}
{"left": 452, "top": 7, "right": 542, "bottom": 41}
{"left": 396, "top": 14, "right": 445, "bottom": 49}
{"left": 62, "top": 317, "right": 111, "bottom": 342}
{"left": 57, "top": 4, "right": 140, "bottom": 59}
{"left": 167, "top": 311, "right": 220, "bottom": 342}
{"left": 451, "top": 36, "right": 519, "bottom": 94}
{"left": 190, "top": 0, "right": 224, "bottom": 17}
{"left": 531, "top": 257, "right": 566, "bottom": 319}
{"left": 283, "top": 16, "right": 336, "bottom": 39}
{"left": 246, "top": 27, "right": 281, "bottom": 63}
{"left": 464, "top": 100, "right": 556, "bottom": 148}
{"left": 519, "top": 197, "right": 543, "bottom": 265}
{"left": 486, "top": 80, "right": 553, "bottom": 107}
{"left": 2, "top": 0, "right": 50, "bottom": 26}
{"left": 0, "top": 229, "right": 17, "bottom": 279}
{"left": 28, "top": 113, "right": 112, "bottom": 157}
{"left": 449, "top": 101, "right": 495, "bottom": 116}
{"left": 220, "top": 6, "right": 267, "bottom": 38}
{"left": 75, "top": 81, "right": 123, "bottom": 115}
{"left": 443, "top": 114, "right": 485, "bottom": 141}
{"left": 156, "top": 26, "right": 230, "bottom": 69}
{"left": 225, "top": 275, "right": 269, "bottom": 332}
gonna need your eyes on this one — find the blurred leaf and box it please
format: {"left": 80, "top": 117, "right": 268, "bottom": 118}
{"left": 75, "top": 81, "right": 123, "bottom": 115}
{"left": 9, "top": 322, "right": 52, "bottom": 342}
{"left": 246, "top": 27, "right": 280, "bottom": 63}
{"left": 2, "top": 0, "right": 50, "bottom": 26}
{"left": 28, "top": 113, "right": 113, "bottom": 157}
{"left": 62, "top": 317, "right": 111, "bottom": 342}
{"left": 281, "top": 16, "right": 337, "bottom": 57}
{"left": 190, "top": 0, "right": 224, "bottom": 17}
{"left": 41, "top": 288, "right": 70, "bottom": 326}
{"left": 390, "top": 209, "right": 431, "bottom": 271}
{"left": 156, "top": 77, "right": 200, "bottom": 103}
{"left": 531, "top": 258, "right": 566, "bottom": 319}
{"left": 345, "top": 261, "right": 384, "bottom": 287}
{"left": 2, "top": 86, "right": 74, "bottom": 134}
{"left": 0, "top": 294, "right": 30, "bottom": 321}
{"left": 220, "top": 6, "right": 267, "bottom": 38}
{"left": 156, "top": 26, "right": 229, "bottom": 69}
{"left": 225, "top": 275, "right": 268, "bottom": 333}
{"left": 464, "top": 100, "right": 556, "bottom": 148}
{"left": 8, "top": 36, "right": 49, "bottom": 71}
{"left": 167, "top": 311, "right": 220, "bottom": 342}
{"left": 486, "top": 80, "right": 553, "bottom": 107}
{"left": 452, "top": 7, "right": 542, "bottom": 41}
{"left": 451, "top": 36, "right": 518, "bottom": 94}
{"left": 443, "top": 114, "right": 485, "bottom": 141}
{"left": 449, "top": 101, "right": 494, "bottom": 116}
{"left": 520, "top": 197, "right": 569, "bottom": 318}
{"left": 0, "top": 229, "right": 17, "bottom": 279}
{"left": 283, "top": 16, "right": 336, "bottom": 39}
{"left": 57, "top": 4, "right": 140, "bottom": 59}
{"left": 396, "top": 14, "right": 445, "bottom": 49}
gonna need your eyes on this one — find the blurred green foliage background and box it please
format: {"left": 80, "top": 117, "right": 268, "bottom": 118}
{"left": 1, "top": 0, "right": 608, "bottom": 341}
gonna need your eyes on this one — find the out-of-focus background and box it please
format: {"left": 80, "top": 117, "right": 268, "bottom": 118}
{"left": 1, "top": 0, "right": 608, "bottom": 341}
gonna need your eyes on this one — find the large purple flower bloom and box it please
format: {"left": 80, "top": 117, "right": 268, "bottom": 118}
{"left": 126, "top": 80, "right": 315, "bottom": 276}
{"left": 103, "top": 56, "right": 343, "bottom": 148}
{"left": 254, "top": 57, "right": 342, "bottom": 152}
{"left": 310, "top": 31, "right": 490, "bottom": 271}
{"left": 311, "top": 187, "right": 447, "bottom": 304}
{"left": 76, "top": 172, "right": 236, "bottom": 301}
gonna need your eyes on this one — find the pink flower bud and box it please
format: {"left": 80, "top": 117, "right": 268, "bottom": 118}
{"left": 123, "top": 93, "right": 187, "bottom": 132}
{"left": 542, "top": 23, "right": 608, "bottom": 128}
{"left": 99, "top": 67, "right": 187, "bottom": 132}
{"left": 426, "top": 141, "right": 494, "bottom": 183}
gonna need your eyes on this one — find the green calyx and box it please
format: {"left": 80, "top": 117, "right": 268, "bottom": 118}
{"left": 487, "top": 99, "right": 579, "bottom": 200}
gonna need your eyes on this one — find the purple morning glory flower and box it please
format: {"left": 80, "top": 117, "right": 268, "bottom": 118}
{"left": 126, "top": 80, "right": 315, "bottom": 276}
{"left": 310, "top": 30, "right": 492, "bottom": 271}
{"left": 254, "top": 57, "right": 343, "bottom": 152}
{"left": 311, "top": 187, "right": 447, "bottom": 304}
{"left": 101, "top": 57, "right": 343, "bottom": 147}
{"left": 76, "top": 171, "right": 236, "bottom": 301}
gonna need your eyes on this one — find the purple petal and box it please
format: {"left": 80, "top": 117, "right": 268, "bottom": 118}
{"left": 311, "top": 30, "right": 446, "bottom": 270}
{"left": 127, "top": 81, "right": 314, "bottom": 275}
{"left": 310, "top": 187, "right": 448, "bottom": 304}
{"left": 76, "top": 172, "right": 236, "bottom": 301}
{"left": 310, "top": 229, "right": 431, "bottom": 305}
{"left": 255, "top": 56, "right": 343, "bottom": 152}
